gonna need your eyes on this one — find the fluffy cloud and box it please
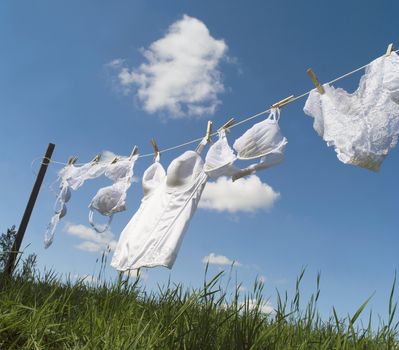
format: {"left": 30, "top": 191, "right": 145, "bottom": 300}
{"left": 241, "top": 299, "right": 274, "bottom": 314}
{"left": 199, "top": 175, "right": 280, "bottom": 213}
{"left": 64, "top": 223, "right": 117, "bottom": 253}
{"left": 202, "top": 253, "right": 241, "bottom": 266}
{"left": 112, "top": 15, "right": 228, "bottom": 117}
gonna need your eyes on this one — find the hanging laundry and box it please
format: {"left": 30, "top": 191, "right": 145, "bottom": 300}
{"left": 44, "top": 152, "right": 115, "bottom": 248}
{"left": 232, "top": 108, "right": 288, "bottom": 180}
{"left": 111, "top": 147, "right": 208, "bottom": 271}
{"left": 303, "top": 52, "right": 399, "bottom": 171}
{"left": 63, "top": 157, "right": 110, "bottom": 191}
{"left": 89, "top": 154, "right": 139, "bottom": 233}
{"left": 204, "top": 129, "right": 238, "bottom": 178}
{"left": 44, "top": 171, "right": 72, "bottom": 248}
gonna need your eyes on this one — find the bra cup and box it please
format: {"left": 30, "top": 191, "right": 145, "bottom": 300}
{"left": 91, "top": 186, "right": 115, "bottom": 216}
{"left": 142, "top": 162, "right": 166, "bottom": 196}
{"left": 90, "top": 182, "right": 127, "bottom": 216}
{"left": 265, "top": 122, "right": 285, "bottom": 149}
{"left": 166, "top": 151, "right": 204, "bottom": 189}
{"left": 234, "top": 115, "right": 286, "bottom": 160}
{"left": 204, "top": 130, "right": 238, "bottom": 178}
{"left": 90, "top": 158, "right": 138, "bottom": 217}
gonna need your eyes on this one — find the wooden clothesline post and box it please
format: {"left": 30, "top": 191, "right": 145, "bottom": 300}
{"left": 3, "top": 143, "right": 55, "bottom": 278}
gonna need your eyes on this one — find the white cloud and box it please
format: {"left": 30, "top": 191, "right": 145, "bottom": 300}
{"left": 241, "top": 299, "right": 274, "bottom": 314}
{"left": 64, "top": 223, "right": 117, "bottom": 253}
{"left": 199, "top": 175, "right": 280, "bottom": 213}
{"left": 202, "top": 253, "right": 241, "bottom": 266}
{"left": 111, "top": 15, "right": 228, "bottom": 117}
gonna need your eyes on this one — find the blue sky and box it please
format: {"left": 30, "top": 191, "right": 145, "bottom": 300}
{"left": 1, "top": 0, "right": 399, "bottom": 321}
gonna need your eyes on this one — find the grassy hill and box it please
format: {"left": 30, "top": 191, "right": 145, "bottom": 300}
{"left": 1, "top": 265, "right": 398, "bottom": 349}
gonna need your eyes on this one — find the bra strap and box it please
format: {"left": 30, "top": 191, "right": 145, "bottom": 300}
{"left": 218, "top": 129, "right": 227, "bottom": 138}
{"left": 269, "top": 107, "right": 281, "bottom": 121}
{"left": 89, "top": 209, "right": 114, "bottom": 233}
{"left": 196, "top": 136, "right": 208, "bottom": 154}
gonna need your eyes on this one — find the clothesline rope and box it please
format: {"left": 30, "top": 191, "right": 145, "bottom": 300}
{"left": 32, "top": 48, "right": 399, "bottom": 166}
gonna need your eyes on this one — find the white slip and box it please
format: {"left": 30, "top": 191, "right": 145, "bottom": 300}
{"left": 111, "top": 150, "right": 207, "bottom": 271}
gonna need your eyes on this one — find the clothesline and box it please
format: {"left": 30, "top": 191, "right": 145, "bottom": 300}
{"left": 32, "top": 47, "right": 399, "bottom": 167}
{"left": 40, "top": 45, "right": 399, "bottom": 262}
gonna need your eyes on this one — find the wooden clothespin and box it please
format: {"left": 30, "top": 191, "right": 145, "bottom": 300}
{"left": 271, "top": 95, "right": 294, "bottom": 109}
{"left": 111, "top": 157, "right": 119, "bottom": 164}
{"left": 150, "top": 139, "right": 160, "bottom": 160}
{"left": 91, "top": 154, "right": 101, "bottom": 164}
{"left": 196, "top": 120, "right": 213, "bottom": 152}
{"left": 307, "top": 68, "right": 325, "bottom": 94}
{"left": 205, "top": 120, "right": 213, "bottom": 143}
{"left": 386, "top": 43, "right": 394, "bottom": 56}
{"left": 129, "top": 146, "right": 138, "bottom": 160}
{"left": 217, "top": 118, "right": 235, "bottom": 132}
{"left": 67, "top": 156, "right": 78, "bottom": 165}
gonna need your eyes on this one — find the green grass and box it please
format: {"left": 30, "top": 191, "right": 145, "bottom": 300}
{"left": 0, "top": 265, "right": 399, "bottom": 349}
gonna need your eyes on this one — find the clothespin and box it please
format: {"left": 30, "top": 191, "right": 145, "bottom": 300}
{"left": 307, "top": 68, "right": 325, "bottom": 94}
{"left": 67, "top": 156, "right": 78, "bottom": 165}
{"left": 205, "top": 120, "right": 213, "bottom": 143}
{"left": 150, "top": 139, "right": 160, "bottom": 161}
{"left": 129, "top": 146, "right": 138, "bottom": 160}
{"left": 271, "top": 95, "right": 294, "bottom": 109}
{"left": 90, "top": 154, "right": 101, "bottom": 164}
{"left": 196, "top": 120, "right": 213, "bottom": 152}
{"left": 111, "top": 157, "right": 119, "bottom": 164}
{"left": 386, "top": 43, "right": 394, "bottom": 56}
{"left": 217, "top": 118, "right": 235, "bottom": 132}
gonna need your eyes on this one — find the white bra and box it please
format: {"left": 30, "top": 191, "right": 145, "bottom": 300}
{"left": 204, "top": 129, "right": 238, "bottom": 179}
{"left": 304, "top": 52, "right": 399, "bottom": 171}
{"left": 89, "top": 155, "right": 138, "bottom": 233}
{"left": 44, "top": 152, "right": 136, "bottom": 247}
{"left": 232, "top": 108, "right": 287, "bottom": 180}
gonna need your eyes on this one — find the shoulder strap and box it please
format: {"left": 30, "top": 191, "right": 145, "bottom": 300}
{"left": 89, "top": 210, "right": 113, "bottom": 233}
{"left": 269, "top": 107, "right": 281, "bottom": 121}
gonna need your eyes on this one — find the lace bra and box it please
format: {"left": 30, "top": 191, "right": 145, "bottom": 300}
{"left": 88, "top": 155, "right": 138, "bottom": 233}
{"left": 304, "top": 52, "right": 399, "bottom": 171}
